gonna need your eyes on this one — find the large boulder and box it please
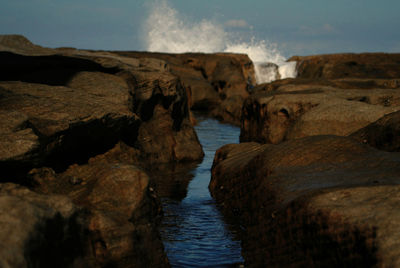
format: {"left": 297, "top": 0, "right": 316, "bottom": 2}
{"left": 210, "top": 135, "right": 400, "bottom": 267}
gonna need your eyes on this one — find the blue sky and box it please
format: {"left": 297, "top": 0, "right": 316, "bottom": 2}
{"left": 1, "top": 0, "right": 399, "bottom": 57}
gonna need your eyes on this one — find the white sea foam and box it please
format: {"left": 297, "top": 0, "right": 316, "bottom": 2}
{"left": 145, "top": 0, "right": 226, "bottom": 53}
{"left": 224, "top": 40, "right": 297, "bottom": 83}
{"left": 143, "top": 0, "right": 297, "bottom": 84}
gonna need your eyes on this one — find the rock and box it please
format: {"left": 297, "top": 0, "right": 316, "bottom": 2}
{"left": 129, "top": 68, "right": 204, "bottom": 164}
{"left": 0, "top": 35, "right": 204, "bottom": 182}
{"left": 210, "top": 95, "right": 246, "bottom": 125}
{"left": 115, "top": 51, "right": 256, "bottom": 125}
{"left": 0, "top": 34, "right": 209, "bottom": 267}
{"left": 0, "top": 183, "right": 90, "bottom": 267}
{"left": 350, "top": 110, "right": 400, "bottom": 152}
{"left": 289, "top": 53, "right": 400, "bottom": 79}
{"left": 0, "top": 34, "right": 54, "bottom": 55}
{"left": 210, "top": 135, "right": 400, "bottom": 267}
{"left": 0, "top": 80, "right": 139, "bottom": 181}
{"left": 240, "top": 86, "right": 400, "bottom": 143}
{"left": 31, "top": 161, "right": 169, "bottom": 267}
{"left": 243, "top": 53, "right": 400, "bottom": 144}
{"left": 252, "top": 77, "right": 400, "bottom": 94}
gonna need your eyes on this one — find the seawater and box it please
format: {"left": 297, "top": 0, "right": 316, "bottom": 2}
{"left": 143, "top": 0, "right": 297, "bottom": 84}
{"left": 158, "top": 116, "right": 243, "bottom": 267}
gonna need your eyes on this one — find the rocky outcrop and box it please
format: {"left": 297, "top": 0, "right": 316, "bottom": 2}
{"left": 212, "top": 52, "right": 400, "bottom": 267}
{"left": 0, "top": 34, "right": 210, "bottom": 267}
{"left": 29, "top": 160, "right": 168, "bottom": 267}
{"left": 241, "top": 86, "right": 400, "bottom": 143}
{"left": 0, "top": 35, "right": 54, "bottom": 55}
{"left": 0, "top": 36, "right": 203, "bottom": 182}
{"left": 210, "top": 135, "right": 400, "bottom": 267}
{"left": 290, "top": 53, "right": 400, "bottom": 79}
{"left": 252, "top": 77, "right": 400, "bottom": 93}
{"left": 350, "top": 110, "right": 400, "bottom": 152}
{"left": 129, "top": 67, "right": 203, "bottom": 164}
{"left": 0, "top": 80, "right": 138, "bottom": 181}
{"left": 116, "top": 51, "right": 256, "bottom": 125}
{"left": 241, "top": 53, "right": 400, "bottom": 144}
{"left": 0, "top": 183, "right": 90, "bottom": 267}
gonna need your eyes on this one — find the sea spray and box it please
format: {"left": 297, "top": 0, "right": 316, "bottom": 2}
{"left": 145, "top": 0, "right": 226, "bottom": 53}
{"left": 144, "top": 0, "right": 297, "bottom": 83}
{"left": 224, "top": 39, "right": 297, "bottom": 83}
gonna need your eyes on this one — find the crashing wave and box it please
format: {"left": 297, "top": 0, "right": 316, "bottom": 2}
{"left": 143, "top": 0, "right": 297, "bottom": 84}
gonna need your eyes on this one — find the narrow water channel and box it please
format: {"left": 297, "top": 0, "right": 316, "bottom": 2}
{"left": 158, "top": 115, "right": 243, "bottom": 267}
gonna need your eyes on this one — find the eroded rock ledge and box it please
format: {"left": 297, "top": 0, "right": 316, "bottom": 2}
{"left": 0, "top": 35, "right": 229, "bottom": 267}
{"left": 210, "top": 136, "right": 400, "bottom": 267}
{"left": 210, "top": 52, "right": 400, "bottom": 267}
{"left": 242, "top": 53, "right": 400, "bottom": 144}
{"left": 115, "top": 51, "right": 256, "bottom": 125}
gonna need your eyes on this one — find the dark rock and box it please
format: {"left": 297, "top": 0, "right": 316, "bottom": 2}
{"left": 252, "top": 77, "right": 400, "bottom": 94}
{"left": 129, "top": 68, "right": 204, "bottom": 163}
{"left": 0, "top": 183, "right": 91, "bottom": 267}
{"left": 0, "top": 80, "right": 139, "bottom": 181}
{"left": 115, "top": 51, "right": 256, "bottom": 125}
{"left": 31, "top": 161, "right": 169, "bottom": 268}
{"left": 210, "top": 135, "right": 400, "bottom": 267}
{"left": 289, "top": 53, "right": 400, "bottom": 79}
{"left": 350, "top": 110, "right": 400, "bottom": 152}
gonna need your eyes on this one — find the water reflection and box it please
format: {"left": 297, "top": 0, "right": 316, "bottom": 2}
{"left": 148, "top": 161, "right": 200, "bottom": 201}
{"left": 155, "top": 115, "right": 244, "bottom": 267}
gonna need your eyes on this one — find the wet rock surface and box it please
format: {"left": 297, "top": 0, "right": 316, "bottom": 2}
{"left": 210, "top": 136, "right": 400, "bottom": 267}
